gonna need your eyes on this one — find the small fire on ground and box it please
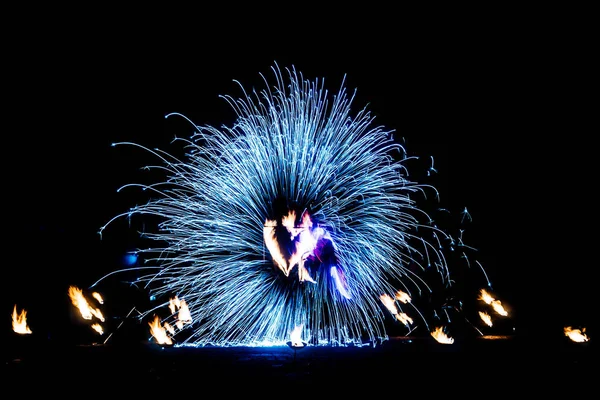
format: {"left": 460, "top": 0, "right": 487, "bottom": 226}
{"left": 431, "top": 326, "right": 454, "bottom": 344}
{"left": 12, "top": 305, "right": 32, "bottom": 335}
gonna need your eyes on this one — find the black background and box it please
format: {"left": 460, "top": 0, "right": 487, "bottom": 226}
{"left": 3, "top": 17, "right": 596, "bottom": 344}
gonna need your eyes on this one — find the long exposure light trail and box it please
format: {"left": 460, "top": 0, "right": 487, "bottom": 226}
{"left": 97, "top": 64, "right": 478, "bottom": 347}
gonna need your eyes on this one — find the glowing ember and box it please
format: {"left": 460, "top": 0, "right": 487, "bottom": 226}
{"left": 564, "top": 326, "right": 589, "bottom": 343}
{"left": 12, "top": 305, "right": 32, "bottom": 334}
{"left": 91, "top": 323, "right": 104, "bottom": 335}
{"left": 68, "top": 286, "right": 105, "bottom": 322}
{"left": 149, "top": 315, "right": 173, "bottom": 345}
{"left": 431, "top": 326, "right": 454, "bottom": 344}
{"left": 479, "top": 311, "right": 493, "bottom": 327}
{"left": 289, "top": 324, "right": 304, "bottom": 347}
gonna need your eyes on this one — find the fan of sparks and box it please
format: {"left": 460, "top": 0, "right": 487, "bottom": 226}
{"left": 98, "top": 64, "right": 466, "bottom": 347}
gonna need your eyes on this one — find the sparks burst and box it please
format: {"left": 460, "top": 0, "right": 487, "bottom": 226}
{"left": 98, "top": 64, "right": 473, "bottom": 347}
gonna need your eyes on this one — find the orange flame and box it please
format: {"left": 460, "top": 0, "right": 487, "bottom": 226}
{"left": 380, "top": 293, "right": 398, "bottom": 314}
{"left": 478, "top": 288, "right": 495, "bottom": 304}
{"left": 396, "top": 312, "right": 413, "bottom": 326}
{"left": 91, "top": 323, "right": 104, "bottom": 335}
{"left": 431, "top": 326, "right": 454, "bottom": 344}
{"left": 479, "top": 311, "right": 493, "bottom": 327}
{"left": 68, "top": 286, "right": 105, "bottom": 337}
{"left": 395, "top": 290, "right": 411, "bottom": 304}
{"left": 164, "top": 322, "right": 176, "bottom": 335}
{"left": 490, "top": 300, "right": 508, "bottom": 316}
{"left": 478, "top": 288, "right": 509, "bottom": 316}
{"left": 68, "top": 286, "right": 105, "bottom": 321}
{"left": 169, "top": 296, "right": 193, "bottom": 330}
{"left": 168, "top": 297, "right": 180, "bottom": 314}
{"left": 12, "top": 305, "right": 32, "bottom": 334}
{"left": 263, "top": 211, "right": 317, "bottom": 283}
{"left": 380, "top": 294, "right": 413, "bottom": 326}
{"left": 264, "top": 220, "right": 291, "bottom": 276}
{"left": 564, "top": 326, "right": 589, "bottom": 343}
{"left": 92, "top": 292, "right": 104, "bottom": 304}
{"left": 149, "top": 315, "right": 173, "bottom": 345}
{"left": 177, "top": 300, "right": 192, "bottom": 323}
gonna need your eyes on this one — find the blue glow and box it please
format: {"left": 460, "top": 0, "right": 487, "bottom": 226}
{"left": 122, "top": 253, "right": 138, "bottom": 266}
{"left": 98, "top": 64, "right": 479, "bottom": 347}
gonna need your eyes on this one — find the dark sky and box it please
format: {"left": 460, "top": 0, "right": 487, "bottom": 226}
{"left": 4, "top": 24, "right": 596, "bottom": 340}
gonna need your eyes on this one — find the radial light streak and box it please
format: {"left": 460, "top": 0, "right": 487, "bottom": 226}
{"left": 98, "top": 64, "right": 477, "bottom": 347}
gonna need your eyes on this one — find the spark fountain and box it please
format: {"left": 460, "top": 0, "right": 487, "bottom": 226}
{"left": 95, "top": 63, "right": 493, "bottom": 348}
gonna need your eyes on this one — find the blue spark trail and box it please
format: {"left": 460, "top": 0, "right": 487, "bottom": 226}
{"left": 97, "top": 63, "right": 479, "bottom": 347}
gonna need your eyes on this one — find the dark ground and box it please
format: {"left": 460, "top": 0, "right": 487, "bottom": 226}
{"left": 4, "top": 331, "right": 594, "bottom": 396}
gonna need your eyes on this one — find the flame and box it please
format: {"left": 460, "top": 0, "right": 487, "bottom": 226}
{"left": 479, "top": 311, "right": 493, "bottom": 327}
{"left": 68, "top": 286, "right": 93, "bottom": 319}
{"left": 396, "top": 312, "right": 413, "bottom": 326}
{"left": 92, "top": 292, "right": 104, "bottom": 304}
{"left": 264, "top": 210, "right": 351, "bottom": 298}
{"left": 177, "top": 299, "right": 192, "bottom": 324}
{"left": 395, "top": 290, "right": 411, "bottom": 304}
{"left": 490, "top": 300, "right": 508, "bottom": 316}
{"left": 263, "top": 211, "right": 318, "bottom": 282}
{"left": 380, "top": 293, "right": 398, "bottom": 314}
{"left": 68, "top": 286, "right": 105, "bottom": 322}
{"left": 478, "top": 288, "right": 509, "bottom": 316}
{"left": 281, "top": 210, "right": 300, "bottom": 237}
{"left": 479, "top": 288, "right": 495, "bottom": 304}
{"left": 168, "top": 297, "right": 180, "bottom": 314}
{"left": 290, "top": 324, "right": 304, "bottom": 347}
{"left": 91, "top": 323, "right": 104, "bottom": 335}
{"left": 380, "top": 294, "right": 413, "bottom": 326}
{"left": 298, "top": 264, "right": 317, "bottom": 284}
{"left": 12, "top": 305, "right": 32, "bottom": 334}
{"left": 164, "top": 322, "right": 176, "bottom": 336}
{"left": 169, "top": 296, "right": 193, "bottom": 329}
{"left": 263, "top": 221, "right": 291, "bottom": 276}
{"left": 149, "top": 315, "right": 173, "bottom": 345}
{"left": 431, "top": 326, "right": 454, "bottom": 344}
{"left": 564, "top": 326, "right": 589, "bottom": 343}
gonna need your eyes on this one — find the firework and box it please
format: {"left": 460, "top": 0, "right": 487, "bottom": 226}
{"left": 97, "top": 64, "right": 468, "bottom": 346}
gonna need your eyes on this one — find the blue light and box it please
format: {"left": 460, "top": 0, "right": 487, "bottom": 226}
{"left": 122, "top": 253, "right": 138, "bottom": 266}
{"left": 97, "top": 63, "right": 483, "bottom": 347}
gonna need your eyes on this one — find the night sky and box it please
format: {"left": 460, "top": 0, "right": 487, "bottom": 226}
{"left": 4, "top": 24, "right": 595, "bottom": 343}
